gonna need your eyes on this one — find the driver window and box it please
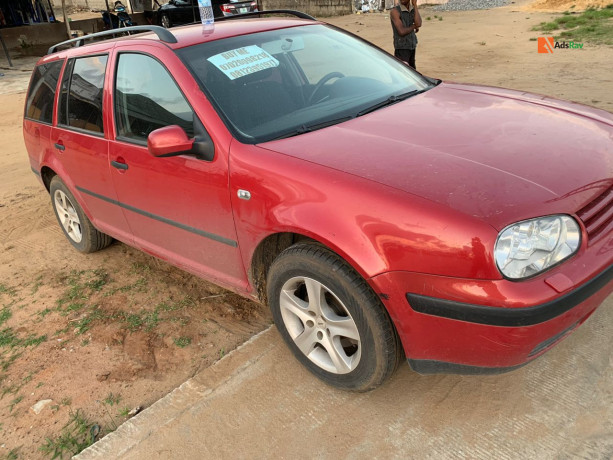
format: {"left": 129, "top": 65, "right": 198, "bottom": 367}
{"left": 115, "top": 53, "right": 194, "bottom": 142}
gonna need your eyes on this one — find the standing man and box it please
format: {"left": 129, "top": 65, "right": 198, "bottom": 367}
{"left": 390, "top": 0, "right": 421, "bottom": 69}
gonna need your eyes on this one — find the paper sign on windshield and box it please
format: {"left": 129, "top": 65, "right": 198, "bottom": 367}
{"left": 208, "top": 46, "right": 279, "bottom": 80}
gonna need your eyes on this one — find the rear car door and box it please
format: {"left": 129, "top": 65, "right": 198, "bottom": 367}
{"left": 51, "top": 54, "right": 132, "bottom": 242}
{"left": 107, "top": 46, "right": 246, "bottom": 290}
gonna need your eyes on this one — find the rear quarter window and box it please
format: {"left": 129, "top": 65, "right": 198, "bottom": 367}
{"left": 58, "top": 55, "right": 108, "bottom": 134}
{"left": 25, "top": 61, "right": 64, "bottom": 124}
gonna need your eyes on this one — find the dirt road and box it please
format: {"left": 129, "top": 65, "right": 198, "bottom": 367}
{"left": 1, "top": 0, "right": 612, "bottom": 457}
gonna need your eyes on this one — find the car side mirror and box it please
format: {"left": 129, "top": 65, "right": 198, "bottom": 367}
{"left": 147, "top": 119, "right": 214, "bottom": 161}
{"left": 148, "top": 125, "right": 194, "bottom": 157}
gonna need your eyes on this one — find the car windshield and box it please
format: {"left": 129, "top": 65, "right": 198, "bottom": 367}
{"left": 178, "top": 24, "right": 432, "bottom": 143}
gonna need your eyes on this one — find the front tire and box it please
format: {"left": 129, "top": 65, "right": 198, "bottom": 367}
{"left": 50, "top": 176, "right": 112, "bottom": 253}
{"left": 267, "top": 243, "right": 402, "bottom": 391}
{"left": 160, "top": 13, "right": 171, "bottom": 28}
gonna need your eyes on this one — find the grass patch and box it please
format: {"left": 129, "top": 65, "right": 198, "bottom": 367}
{"left": 0, "top": 328, "right": 47, "bottom": 349}
{"left": 532, "top": 5, "right": 613, "bottom": 45}
{"left": 73, "top": 308, "right": 106, "bottom": 335}
{"left": 31, "top": 275, "right": 44, "bottom": 295}
{"left": 0, "top": 325, "right": 46, "bottom": 371}
{"left": 103, "top": 392, "right": 121, "bottom": 407}
{"left": 8, "top": 395, "right": 23, "bottom": 413}
{"left": 116, "top": 296, "right": 194, "bottom": 333}
{"left": 39, "top": 410, "right": 98, "bottom": 459}
{"left": 0, "top": 284, "right": 16, "bottom": 297}
{"left": 173, "top": 336, "right": 191, "bottom": 348}
{"left": 0, "top": 307, "right": 11, "bottom": 326}
{"left": 0, "top": 328, "right": 20, "bottom": 348}
{"left": 122, "top": 310, "right": 160, "bottom": 332}
{"left": 56, "top": 269, "right": 110, "bottom": 311}
{"left": 38, "top": 307, "right": 53, "bottom": 318}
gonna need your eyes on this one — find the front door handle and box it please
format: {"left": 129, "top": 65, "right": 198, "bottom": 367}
{"left": 54, "top": 142, "right": 65, "bottom": 151}
{"left": 111, "top": 160, "right": 129, "bottom": 170}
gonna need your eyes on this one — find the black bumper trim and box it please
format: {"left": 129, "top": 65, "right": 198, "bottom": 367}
{"left": 406, "top": 263, "right": 613, "bottom": 327}
{"left": 408, "top": 359, "right": 529, "bottom": 375}
{"left": 31, "top": 167, "right": 41, "bottom": 177}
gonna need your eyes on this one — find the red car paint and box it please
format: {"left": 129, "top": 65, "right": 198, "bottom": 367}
{"left": 23, "top": 20, "right": 613, "bottom": 374}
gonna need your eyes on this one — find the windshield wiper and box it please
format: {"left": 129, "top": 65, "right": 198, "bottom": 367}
{"left": 269, "top": 115, "right": 354, "bottom": 141}
{"left": 356, "top": 88, "right": 430, "bottom": 117}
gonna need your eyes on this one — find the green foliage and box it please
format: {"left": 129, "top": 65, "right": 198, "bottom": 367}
{"left": 103, "top": 392, "right": 121, "bottom": 407}
{"left": 8, "top": 395, "right": 23, "bottom": 413}
{"left": 39, "top": 410, "right": 97, "bottom": 459}
{"left": 0, "top": 284, "right": 16, "bottom": 297}
{"left": 56, "top": 269, "right": 110, "bottom": 311}
{"left": 173, "top": 336, "right": 191, "bottom": 348}
{"left": 0, "top": 307, "right": 11, "bottom": 326}
{"left": 532, "top": 6, "right": 613, "bottom": 44}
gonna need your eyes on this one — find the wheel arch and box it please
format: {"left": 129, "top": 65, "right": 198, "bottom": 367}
{"left": 40, "top": 166, "right": 57, "bottom": 192}
{"left": 248, "top": 231, "right": 378, "bottom": 305}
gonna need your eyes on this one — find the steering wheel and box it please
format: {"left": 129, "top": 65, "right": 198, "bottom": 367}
{"left": 308, "top": 72, "right": 345, "bottom": 105}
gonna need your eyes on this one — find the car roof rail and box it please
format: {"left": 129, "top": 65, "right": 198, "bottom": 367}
{"left": 47, "top": 25, "right": 177, "bottom": 55}
{"left": 214, "top": 10, "right": 317, "bottom": 22}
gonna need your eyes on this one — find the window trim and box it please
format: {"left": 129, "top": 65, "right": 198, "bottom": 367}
{"left": 24, "top": 59, "right": 65, "bottom": 126}
{"left": 113, "top": 51, "right": 199, "bottom": 147}
{"left": 56, "top": 53, "right": 109, "bottom": 137}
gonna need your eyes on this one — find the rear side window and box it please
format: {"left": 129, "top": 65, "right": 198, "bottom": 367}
{"left": 58, "top": 55, "right": 108, "bottom": 134}
{"left": 114, "top": 53, "right": 194, "bottom": 142}
{"left": 25, "top": 61, "right": 64, "bottom": 124}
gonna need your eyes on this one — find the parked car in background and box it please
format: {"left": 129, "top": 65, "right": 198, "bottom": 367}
{"left": 157, "top": 0, "right": 258, "bottom": 27}
{"left": 23, "top": 12, "right": 613, "bottom": 391}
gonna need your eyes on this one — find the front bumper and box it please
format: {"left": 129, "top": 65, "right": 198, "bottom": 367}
{"left": 371, "top": 263, "right": 613, "bottom": 374}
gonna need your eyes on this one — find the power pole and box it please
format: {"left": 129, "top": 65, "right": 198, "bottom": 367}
{"left": 0, "top": 30, "right": 13, "bottom": 67}
{"left": 61, "top": 0, "right": 71, "bottom": 39}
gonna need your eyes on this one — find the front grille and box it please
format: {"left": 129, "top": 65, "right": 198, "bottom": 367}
{"left": 576, "top": 185, "right": 613, "bottom": 243}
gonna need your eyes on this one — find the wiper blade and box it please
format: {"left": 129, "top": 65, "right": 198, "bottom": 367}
{"left": 269, "top": 116, "right": 354, "bottom": 141}
{"left": 356, "top": 88, "right": 429, "bottom": 117}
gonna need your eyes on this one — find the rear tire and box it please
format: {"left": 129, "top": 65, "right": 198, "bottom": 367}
{"left": 50, "top": 176, "right": 113, "bottom": 253}
{"left": 267, "top": 243, "right": 402, "bottom": 391}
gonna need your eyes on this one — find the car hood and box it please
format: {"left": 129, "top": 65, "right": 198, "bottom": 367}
{"left": 261, "top": 82, "right": 613, "bottom": 229}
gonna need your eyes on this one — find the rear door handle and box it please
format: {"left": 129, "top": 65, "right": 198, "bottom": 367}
{"left": 54, "top": 142, "right": 65, "bottom": 151}
{"left": 111, "top": 160, "right": 129, "bottom": 170}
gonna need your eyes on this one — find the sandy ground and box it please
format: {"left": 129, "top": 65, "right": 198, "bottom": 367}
{"left": 0, "top": 0, "right": 612, "bottom": 457}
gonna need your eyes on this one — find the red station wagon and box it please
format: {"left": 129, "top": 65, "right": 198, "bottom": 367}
{"left": 23, "top": 12, "right": 613, "bottom": 391}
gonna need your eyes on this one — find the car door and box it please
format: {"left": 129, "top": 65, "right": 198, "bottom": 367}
{"left": 107, "top": 47, "right": 247, "bottom": 290}
{"left": 174, "top": 0, "right": 197, "bottom": 24}
{"left": 51, "top": 54, "right": 133, "bottom": 243}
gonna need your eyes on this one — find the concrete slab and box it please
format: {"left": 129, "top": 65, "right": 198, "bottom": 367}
{"left": 77, "top": 294, "right": 613, "bottom": 459}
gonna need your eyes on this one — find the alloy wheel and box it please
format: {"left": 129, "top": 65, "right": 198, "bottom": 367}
{"left": 54, "top": 190, "right": 83, "bottom": 243}
{"left": 279, "top": 276, "right": 361, "bottom": 374}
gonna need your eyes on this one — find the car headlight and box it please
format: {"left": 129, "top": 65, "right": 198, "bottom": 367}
{"left": 494, "top": 215, "right": 581, "bottom": 279}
